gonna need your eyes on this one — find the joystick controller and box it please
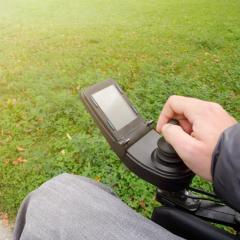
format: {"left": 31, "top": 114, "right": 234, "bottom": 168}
{"left": 82, "top": 80, "right": 240, "bottom": 235}
{"left": 151, "top": 121, "right": 194, "bottom": 192}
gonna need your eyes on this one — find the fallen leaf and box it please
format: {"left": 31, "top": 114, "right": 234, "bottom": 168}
{"left": 139, "top": 200, "right": 146, "bottom": 209}
{"left": 37, "top": 117, "right": 44, "bottom": 123}
{"left": 3, "top": 159, "right": 10, "bottom": 166}
{"left": 66, "top": 133, "right": 72, "bottom": 140}
{"left": 95, "top": 176, "right": 101, "bottom": 182}
{"left": 16, "top": 146, "right": 25, "bottom": 152}
{"left": 0, "top": 213, "right": 9, "bottom": 227}
{"left": 13, "top": 156, "right": 27, "bottom": 165}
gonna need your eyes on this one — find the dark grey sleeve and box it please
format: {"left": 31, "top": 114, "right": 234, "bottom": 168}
{"left": 211, "top": 123, "right": 240, "bottom": 212}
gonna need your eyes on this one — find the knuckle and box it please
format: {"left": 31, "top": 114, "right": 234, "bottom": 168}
{"left": 208, "top": 102, "right": 223, "bottom": 111}
{"left": 168, "top": 95, "right": 179, "bottom": 104}
{"left": 162, "top": 123, "right": 177, "bottom": 135}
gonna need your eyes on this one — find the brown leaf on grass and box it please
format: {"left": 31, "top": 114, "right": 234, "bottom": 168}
{"left": 3, "top": 159, "right": 10, "bottom": 166}
{"left": 0, "top": 213, "right": 9, "bottom": 227}
{"left": 16, "top": 146, "right": 25, "bottom": 152}
{"left": 13, "top": 156, "right": 27, "bottom": 165}
{"left": 139, "top": 200, "right": 146, "bottom": 209}
{"left": 24, "top": 129, "right": 33, "bottom": 133}
{"left": 37, "top": 117, "right": 44, "bottom": 123}
{"left": 95, "top": 176, "right": 101, "bottom": 182}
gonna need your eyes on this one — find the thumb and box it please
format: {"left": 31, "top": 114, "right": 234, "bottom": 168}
{"left": 161, "top": 123, "right": 201, "bottom": 160}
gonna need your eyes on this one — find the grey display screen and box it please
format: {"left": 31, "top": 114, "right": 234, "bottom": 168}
{"left": 92, "top": 85, "right": 137, "bottom": 130}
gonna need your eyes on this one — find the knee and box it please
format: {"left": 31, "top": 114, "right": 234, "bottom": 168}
{"left": 32, "top": 173, "right": 115, "bottom": 199}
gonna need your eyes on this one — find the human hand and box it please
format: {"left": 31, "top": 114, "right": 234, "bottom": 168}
{"left": 157, "top": 96, "right": 237, "bottom": 181}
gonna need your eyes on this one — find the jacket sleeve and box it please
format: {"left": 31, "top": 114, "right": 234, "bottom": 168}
{"left": 211, "top": 123, "right": 240, "bottom": 212}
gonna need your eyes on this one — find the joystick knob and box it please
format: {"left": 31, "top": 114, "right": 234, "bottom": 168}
{"left": 151, "top": 121, "right": 194, "bottom": 192}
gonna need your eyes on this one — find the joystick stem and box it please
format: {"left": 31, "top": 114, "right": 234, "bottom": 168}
{"left": 151, "top": 120, "right": 194, "bottom": 192}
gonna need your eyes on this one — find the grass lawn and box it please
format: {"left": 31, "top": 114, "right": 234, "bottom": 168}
{"left": 0, "top": 0, "right": 240, "bottom": 220}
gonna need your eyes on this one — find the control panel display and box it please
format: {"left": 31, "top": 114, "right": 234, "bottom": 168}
{"left": 92, "top": 85, "right": 137, "bottom": 130}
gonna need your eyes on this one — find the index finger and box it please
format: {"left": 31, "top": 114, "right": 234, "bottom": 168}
{"left": 156, "top": 95, "right": 201, "bottom": 132}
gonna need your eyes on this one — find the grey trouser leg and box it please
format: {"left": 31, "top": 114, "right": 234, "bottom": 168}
{"left": 13, "top": 173, "right": 184, "bottom": 240}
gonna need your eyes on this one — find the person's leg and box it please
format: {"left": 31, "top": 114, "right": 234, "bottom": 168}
{"left": 13, "top": 173, "right": 184, "bottom": 240}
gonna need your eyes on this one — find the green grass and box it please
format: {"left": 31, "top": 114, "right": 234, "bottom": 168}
{"left": 0, "top": 0, "right": 240, "bottom": 220}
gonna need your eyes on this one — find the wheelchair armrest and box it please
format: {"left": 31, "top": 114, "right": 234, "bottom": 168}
{"left": 152, "top": 206, "right": 237, "bottom": 240}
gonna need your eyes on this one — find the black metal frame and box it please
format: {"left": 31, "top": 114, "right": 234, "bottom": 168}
{"left": 152, "top": 188, "right": 240, "bottom": 239}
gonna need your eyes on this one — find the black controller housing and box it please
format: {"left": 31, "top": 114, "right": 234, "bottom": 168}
{"left": 81, "top": 79, "right": 193, "bottom": 191}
